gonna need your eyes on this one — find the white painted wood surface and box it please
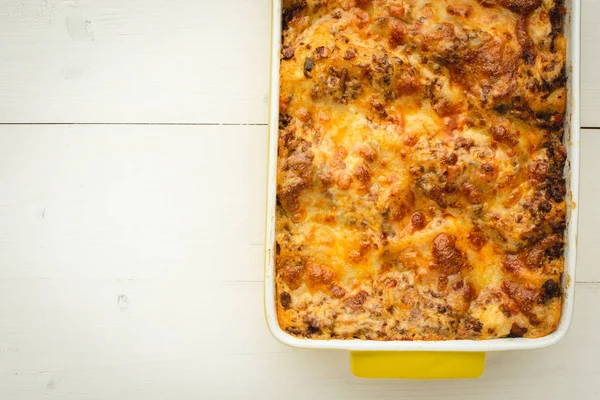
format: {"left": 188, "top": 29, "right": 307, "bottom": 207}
{"left": 581, "top": 0, "right": 600, "bottom": 127}
{"left": 0, "top": 0, "right": 271, "bottom": 124}
{"left": 0, "top": 0, "right": 598, "bottom": 398}
{"left": 0, "top": 125, "right": 598, "bottom": 399}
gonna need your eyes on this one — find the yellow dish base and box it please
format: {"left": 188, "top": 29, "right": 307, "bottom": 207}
{"left": 350, "top": 351, "right": 486, "bottom": 379}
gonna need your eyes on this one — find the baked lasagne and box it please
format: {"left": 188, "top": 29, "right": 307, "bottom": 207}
{"left": 275, "top": 0, "right": 567, "bottom": 340}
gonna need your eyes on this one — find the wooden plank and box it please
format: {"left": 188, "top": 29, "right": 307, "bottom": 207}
{"left": 0, "top": 280, "right": 597, "bottom": 399}
{"left": 581, "top": 0, "right": 600, "bottom": 127}
{"left": 0, "top": 0, "right": 598, "bottom": 125}
{"left": 0, "top": 124, "right": 595, "bottom": 281}
{"left": 0, "top": 0, "right": 270, "bottom": 124}
{"left": 0, "top": 124, "right": 267, "bottom": 282}
{"left": 577, "top": 129, "right": 600, "bottom": 282}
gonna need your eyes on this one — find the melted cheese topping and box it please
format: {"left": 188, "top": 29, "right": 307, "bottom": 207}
{"left": 276, "top": 0, "right": 566, "bottom": 340}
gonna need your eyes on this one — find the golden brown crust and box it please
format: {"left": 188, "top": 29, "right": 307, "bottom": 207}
{"left": 275, "top": 0, "right": 566, "bottom": 340}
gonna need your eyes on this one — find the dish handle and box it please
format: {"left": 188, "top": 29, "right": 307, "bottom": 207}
{"left": 350, "top": 351, "right": 486, "bottom": 379}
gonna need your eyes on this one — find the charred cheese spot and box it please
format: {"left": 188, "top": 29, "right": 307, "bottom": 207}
{"left": 432, "top": 233, "right": 467, "bottom": 275}
{"left": 276, "top": 0, "right": 566, "bottom": 341}
{"left": 410, "top": 211, "right": 427, "bottom": 230}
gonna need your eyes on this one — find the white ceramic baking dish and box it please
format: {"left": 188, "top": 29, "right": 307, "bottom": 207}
{"left": 264, "top": 0, "right": 580, "bottom": 378}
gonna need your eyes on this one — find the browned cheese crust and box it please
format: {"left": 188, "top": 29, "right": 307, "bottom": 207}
{"left": 276, "top": 0, "right": 567, "bottom": 340}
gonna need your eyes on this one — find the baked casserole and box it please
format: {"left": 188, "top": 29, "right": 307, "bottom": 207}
{"left": 275, "top": 0, "right": 567, "bottom": 340}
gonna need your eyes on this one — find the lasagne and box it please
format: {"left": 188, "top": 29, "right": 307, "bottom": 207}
{"left": 275, "top": 0, "right": 567, "bottom": 340}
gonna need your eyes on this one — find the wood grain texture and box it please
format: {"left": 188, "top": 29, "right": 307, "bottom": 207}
{"left": 0, "top": 125, "right": 267, "bottom": 282}
{"left": 1, "top": 0, "right": 598, "bottom": 125}
{"left": 0, "top": 125, "right": 597, "bottom": 399}
{"left": 0, "top": 0, "right": 270, "bottom": 124}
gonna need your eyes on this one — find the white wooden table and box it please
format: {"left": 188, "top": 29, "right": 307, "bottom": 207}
{"left": 0, "top": 1, "right": 599, "bottom": 398}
